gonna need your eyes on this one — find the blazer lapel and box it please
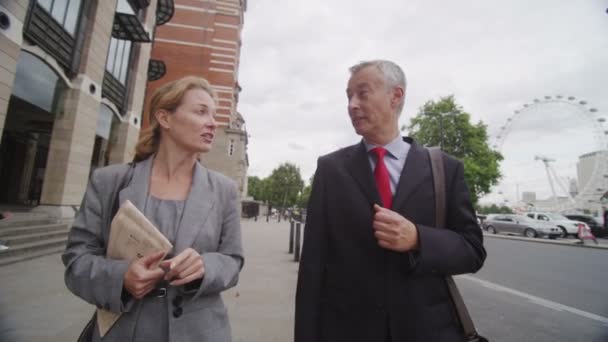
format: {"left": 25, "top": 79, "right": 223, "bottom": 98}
{"left": 173, "top": 162, "right": 215, "bottom": 253}
{"left": 392, "top": 140, "right": 432, "bottom": 211}
{"left": 118, "top": 157, "right": 153, "bottom": 214}
{"left": 345, "top": 141, "right": 382, "bottom": 207}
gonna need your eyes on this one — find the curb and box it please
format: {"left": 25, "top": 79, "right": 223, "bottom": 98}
{"left": 483, "top": 233, "right": 608, "bottom": 250}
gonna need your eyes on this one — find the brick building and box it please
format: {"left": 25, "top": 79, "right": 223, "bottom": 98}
{"left": 0, "top": 0, "right": 175, "bottom": 217}
{"left": 144, "top": 0, "right": 249, "bottom": 196}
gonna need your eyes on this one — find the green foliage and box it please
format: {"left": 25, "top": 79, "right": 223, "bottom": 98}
{"left": 404, "top": 95, "right": 503, "bottom": 205}
{"left": 297, "top": 184, "right": 312, "bottom": 208}
{"left": 247, "top": 176, "right": 267, "bottom": 201}
{"left": 248, "top": 163, "right": 304, "bottom": 208}
{"left": 476, "top": 204, "right": 514, "bottom": 215}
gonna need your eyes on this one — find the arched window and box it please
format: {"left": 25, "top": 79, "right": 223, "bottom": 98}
{"left": 0, "top": 51, "right": 68, "bottom": 205}
{"left": 11, "top": 51, "right": 67, "bottom": 113}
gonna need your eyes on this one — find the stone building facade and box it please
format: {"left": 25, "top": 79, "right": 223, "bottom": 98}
{"left": 0, "top": 0, "right": 175, "bottom": 217}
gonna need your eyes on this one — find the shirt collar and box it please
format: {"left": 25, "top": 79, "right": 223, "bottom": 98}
{"left": 363, "top": 135, "right": 409, "bottom": 160}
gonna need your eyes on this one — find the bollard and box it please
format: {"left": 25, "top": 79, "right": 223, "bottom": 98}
{"left": 294, "top": 222, "right": 301, "bottom": 262}
{"left": 289, "top": 220, "right": 295, "bottom": 253}
{"left": 266, "top": 214, "right": 269, "bottom": 222}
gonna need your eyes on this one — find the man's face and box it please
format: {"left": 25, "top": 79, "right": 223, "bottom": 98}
{"left": 346, "top": 66, "right": 402, "bottom": 143}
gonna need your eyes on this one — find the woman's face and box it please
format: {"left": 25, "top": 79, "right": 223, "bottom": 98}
{"left": 160, "top": 88, "right": 218, "bottom": 154}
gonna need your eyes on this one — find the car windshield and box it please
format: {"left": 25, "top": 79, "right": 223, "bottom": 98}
{"left": 545, "top": 213, "right": 568, "bottom": 220}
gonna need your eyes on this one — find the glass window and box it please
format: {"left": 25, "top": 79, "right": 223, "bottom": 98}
{"left": 106, "top": 38, "right": 117, "bottom": 74}
{"left": 116, "top": 0, "right": 135, "bottom": 15}
{"left": 50, "top": 0, "right": 68, "bottom": 26}
{"left": 37, "top": 0, "right": 52, "bottom": 11}
{"left": 12, "top": 52, "right": 65, "bottom": 113}
{"left": 119, "top": 41, "right": 131, "bottom": 84}
{"left": 96, "top": 104, "right": 115, "bottom": 140}
{"left": 229, "top": 140, "right": 235, "bottom": 156}
{"left": 64, "top": 0, "right": 82, "bottom": 35}
{"left": 105, "top": 37, "right": 132, "bottom": 86}
{"left": 113, "top": 39, "right": 125, "bottom": 77}
{"left": 38, "top": 0, "right": 82, "bottom": 37}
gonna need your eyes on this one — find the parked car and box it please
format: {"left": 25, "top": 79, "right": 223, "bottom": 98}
{"left": 526, "top": 212, "right": 587, "bottom": 238}
{"left": 564, "top": 214, "right": 606, "bottom": 238}
{"left": 482, "top": 214, "right": 561, "bottom": 238}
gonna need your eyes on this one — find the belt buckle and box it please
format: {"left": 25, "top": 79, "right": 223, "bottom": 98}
{"left": 156, "top": 287, "right": 167, "bottom": 298}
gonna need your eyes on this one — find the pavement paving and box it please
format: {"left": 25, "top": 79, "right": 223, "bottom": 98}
{"left": 1, "top": 218, "right": 607, "bottom": 342}
{"left": 0, "top": 218, "right": 297, "bottom": 342}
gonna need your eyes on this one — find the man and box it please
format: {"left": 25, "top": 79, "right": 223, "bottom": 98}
{"left": 294, "top": 60, "right": 486, "bottom": 342}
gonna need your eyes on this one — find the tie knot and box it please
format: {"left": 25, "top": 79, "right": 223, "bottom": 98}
{"left": 371, "top": 147, "right": 387, "bottom": 159}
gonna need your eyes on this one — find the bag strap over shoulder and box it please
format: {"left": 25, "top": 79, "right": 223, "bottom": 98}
{"left": 427, "top": 147, "right": 481, "bottom": 342}
{"left": 110, "top": 162, "right": 136, "bottom": 220}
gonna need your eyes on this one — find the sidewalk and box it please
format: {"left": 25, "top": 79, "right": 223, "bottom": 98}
{"left": 225, "top": 219, "right": 298, "bottom": 342}
{"left": 0, "top": 219, "right": 297, "bottom": 342}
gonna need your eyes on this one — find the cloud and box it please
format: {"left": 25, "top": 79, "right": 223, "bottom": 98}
{"left": 238, "top": 0, "right": 608, "bottom": 199}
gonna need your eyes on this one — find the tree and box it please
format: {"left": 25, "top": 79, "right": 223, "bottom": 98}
{"left": 296, "top": 173, "right": 315, "bottom": 209}
{"left": 404, "top": 95, "right": 503, "bottom": 205}
{"left": 266, "top": 162, "right": 304, "bottom": 209}
{"left": 247, "top": 176, "right": 267, "bottom": 202}
{"left": 476, "top": 204, "right": 513, "bottom": 215}
{"left": 297, "top": 184, "right": 312, "bottom": 208}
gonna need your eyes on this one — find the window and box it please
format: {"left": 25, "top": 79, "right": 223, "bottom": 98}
{"left": 12, "top": 52, "right": 66, "bottom": 113}
{"left": 229, "top": 139, "right": 235, "bottom": 156}
{"left": 116, "top": 0, "right": 136, "bottom": 15}
{"left": 36, "top": 0, "right": 82, "bottom": 36}
{"left": 105, "top": 37, "right": 132, "bottom": 85}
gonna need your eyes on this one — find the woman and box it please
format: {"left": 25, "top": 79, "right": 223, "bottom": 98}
{"left": 63, "top": 76, "right": 244, "bottom": 342}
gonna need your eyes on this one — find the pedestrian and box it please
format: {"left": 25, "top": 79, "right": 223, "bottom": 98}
{"left": 294, "top": 60, "right": 486, "bottom": 341}
{"left": 63, "top": 76, "right": 243, "bottom": 342}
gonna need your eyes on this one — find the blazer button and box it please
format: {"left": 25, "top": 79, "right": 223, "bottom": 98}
{"left": 173, "top": 307, "right": 183, "bottom": 318}
{"left": 173, "top": 295, "right": 183, "bottom": 307}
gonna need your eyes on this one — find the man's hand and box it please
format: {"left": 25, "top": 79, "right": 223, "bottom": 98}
{"left": 123, "top": 251, "right": 166, "bottom": 299}
{"left": 373, "top": 204, "right": 419, "bottom": 252}
{"left": 160, "top": 248, "right": 205, "bottom": 286}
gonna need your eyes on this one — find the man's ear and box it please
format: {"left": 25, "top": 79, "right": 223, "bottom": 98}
{"left": 155, "top": 109, "right": 171, "bottom": 130}
{"left": 392, "top": 86, "right": 405, "bottom": 108}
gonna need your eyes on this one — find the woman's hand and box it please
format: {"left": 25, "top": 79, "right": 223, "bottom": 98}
{"left": 123, "top": 251, "right": 166, "bottom": 299}
{"left": 160, "top": 248, "right": 205, "bottom": 286}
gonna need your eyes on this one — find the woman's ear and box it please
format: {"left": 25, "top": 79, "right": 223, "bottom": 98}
{"left": 155, "top": 109, "right": 171, "bottom": 130}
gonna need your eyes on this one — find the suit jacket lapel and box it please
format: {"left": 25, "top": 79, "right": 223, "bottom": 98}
{"left": 173, "top": 162, "right": 215, "bottom": 253}
{"left": 345, "top": 141, "right": 382, "bottom": 207}
{"left": 392, "top": 140, "right": 432, "bottom": 211}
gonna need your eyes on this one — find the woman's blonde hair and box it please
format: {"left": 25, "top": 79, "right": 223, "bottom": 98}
{"left": 133, "top": 76, "right": 218, "bottom": 162}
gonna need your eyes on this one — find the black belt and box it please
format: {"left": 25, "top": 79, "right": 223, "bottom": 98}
{"left": 146, "top": 287, "right": 167, "bottom": 298}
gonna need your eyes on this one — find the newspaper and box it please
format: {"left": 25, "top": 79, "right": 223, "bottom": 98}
{"left": 97, "top": 200, "right": 173, "bottom": 337}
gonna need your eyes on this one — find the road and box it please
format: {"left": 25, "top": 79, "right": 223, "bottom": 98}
{"left": 0, "top": 221, "right": 607, "bottom": 341}
{"left": 458, "top": 236, "right": 608, "bottom": 341}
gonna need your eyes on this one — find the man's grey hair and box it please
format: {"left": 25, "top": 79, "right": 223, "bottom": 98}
{"left": 349, "top": 60, "right": 407, "bottom": 115}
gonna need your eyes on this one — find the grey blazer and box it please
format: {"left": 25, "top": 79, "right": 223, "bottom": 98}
{"left": 62, "top": 157, "right": 244, "bottom": 342}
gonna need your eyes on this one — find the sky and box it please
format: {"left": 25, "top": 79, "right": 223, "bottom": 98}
{"left": 237, "top": 0, "right": 608, "bottom": 205}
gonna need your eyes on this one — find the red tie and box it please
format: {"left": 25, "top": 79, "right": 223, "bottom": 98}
{"left": 371, "top": 147, "right": 392, "bottom": 209}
